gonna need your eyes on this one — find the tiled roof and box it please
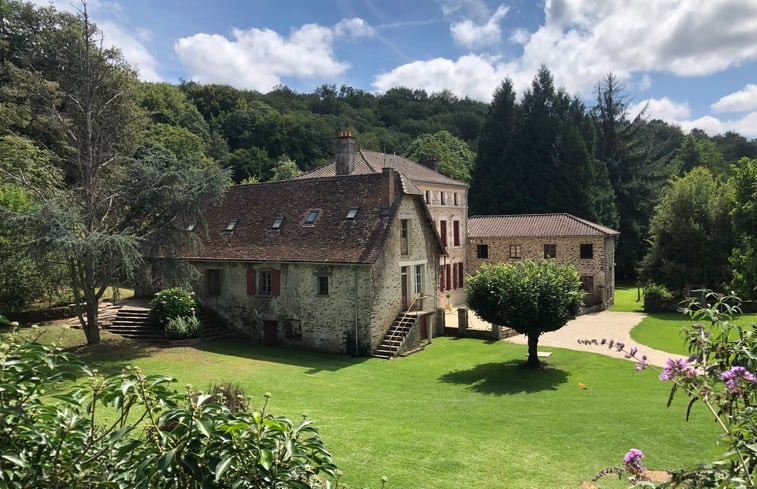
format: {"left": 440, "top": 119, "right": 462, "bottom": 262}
{"left": 468, "top": 213, "right": 620, "bottom": 238}
{"left": 297, "top": 149, "right": 468, "bottom": 188}
{"left": 181, "top": 173, "right": 408, "bottom": 264}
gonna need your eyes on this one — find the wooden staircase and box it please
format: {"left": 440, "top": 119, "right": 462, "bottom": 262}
{"left": 105, "top": 306, "right": 232, "bottom": 343}
{"left": 374, "top": 296, "right": 427, "bottom": 359}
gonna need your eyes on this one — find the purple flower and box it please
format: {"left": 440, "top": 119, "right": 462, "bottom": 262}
{"left": 616, "top": 342, "right": 625, "bottom": 352}
{"left": 629, "top": 347, "right": 638, "bottom": 357}
{"left": 600, "top": 338, "right": 607, "bottom": 345}
{"left": 721, "top": 366, "right": 757, "bottom": 393}
{"left": 623, "top": 448, "right": 646, "bottom": 476}
{"left": 659, "top": 358, "right": 698, "bottom": 382}
{"left": 686, "top": 354, "right": 699, "bottom": 363}
{"left": 608, "top": 340, "right": 614, "bottom": 349}
{"left": 635, "top": 356, "right": 649, "bottom": 372}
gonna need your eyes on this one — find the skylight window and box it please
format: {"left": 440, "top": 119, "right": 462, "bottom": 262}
{"left": 304, "top": 210, "right": 319, "bottom": 225}
{"left": 272, "top": 216, "right": 284, "bottom": 229}
{"left": 225, "top": 219, "right": 238, "bottom": 231}
{"left": 346, "top": 207, "right": 359, "bottom": 219}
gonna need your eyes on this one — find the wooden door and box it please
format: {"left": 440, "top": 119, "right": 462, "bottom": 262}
{"left": 263, "top": 320, "right": 278, "bottom": 345}
{"left": 419, "top": 315, "right": 428, "bottom": 339}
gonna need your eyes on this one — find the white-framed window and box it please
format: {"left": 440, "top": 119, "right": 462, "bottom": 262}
{"left": 414, "top": 265, "right": 423, "bottom": 294}
{"left": 258, "top": 270, "right": 273, "bottom": 295}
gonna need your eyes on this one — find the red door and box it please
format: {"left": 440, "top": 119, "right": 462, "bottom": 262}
{"left": 419, "top": 316, "right": 428, "bottom": 339}
{"left": 263, "top": 320, "right": 278, "bottom": 345}
{"left": 401, "top": 266, "right": 408, "bottom": 310}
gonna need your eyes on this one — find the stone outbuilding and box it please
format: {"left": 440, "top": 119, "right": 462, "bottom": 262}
{"left": 297, "top": 131, "right": 470, "bottom": 308}
{"left": 178, "top": 168, "right": 444, "bottom": 356}
{"left": 467, "top": 213, "right": 620, "bottom": 310}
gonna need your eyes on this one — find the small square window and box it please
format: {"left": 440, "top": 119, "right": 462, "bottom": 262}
{"left": 544, "top": 244, "right": 556, "bottom": 258}
{"left": 272, "top": 216, "right": 284, "bottom": 229}
{"left": 346, "top": 207, "right": 359, "bottom": 219}
{"left": 580, "top": 243, "right": 593, "bottom": 259}
{"left": 316, "top": 276, "right": 329, "bottom": 295}
{"left": 509, "top": 244, "right": 522, "bottom": 259}
{"left": 476, "top": 244, "right": 488, "bottom": 259}
{"left": 304, "top": 210, "right": 319, "bottom": 225}
{"left": 225, "top": 219, "right": 238, "bottom": 231}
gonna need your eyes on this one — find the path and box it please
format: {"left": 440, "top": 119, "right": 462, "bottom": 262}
{"left": 446, "top": 308, "right": 685, "bottom": 367}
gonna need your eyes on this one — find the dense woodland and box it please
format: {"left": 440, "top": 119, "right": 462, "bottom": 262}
{"left": 2, "top": 1, "right": 757, "bottom": 321}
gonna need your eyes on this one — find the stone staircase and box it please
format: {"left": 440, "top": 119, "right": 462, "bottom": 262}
{"left": 374, "top": 313, "right": 416, "bottom": 359}
{"left": 105, "top": 306, "right": 232, "bottom": 343}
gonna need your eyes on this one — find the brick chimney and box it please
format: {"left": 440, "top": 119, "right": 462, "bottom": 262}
{"left": 419, "top": 156, "right": 439, "bottom": 172}
{"left": 335, "top": 130, "right": 355, "bottom": 175}
{"left": 382, "top": 167, "right": 395, "bottom": 209}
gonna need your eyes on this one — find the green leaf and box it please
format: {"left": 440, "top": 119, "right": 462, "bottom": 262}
{"left": 194, "top": 417, "right": 212, "bottom": 438}
{"left": 157, "top": 448, "right": 176, "bottom": 472}
{"left": 1, "top": 455, "right": 26, "bottom": 468}
{"left": 260, "top": 449, "right": 273, "bottom": 470}
{"left": 215, "top": 456, "right": 233, "bottom": 482}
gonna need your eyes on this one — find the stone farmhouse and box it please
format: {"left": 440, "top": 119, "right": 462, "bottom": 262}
{"left": 467, "top": 213, "right": 620, "bottom": 310}
{"left": 180, "top": 167, "right": 444, "bottom": 356}
{"left": 297, "top": 131, "right": 470, "bottom": 307}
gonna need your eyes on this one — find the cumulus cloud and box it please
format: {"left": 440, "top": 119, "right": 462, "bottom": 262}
{"left": 450, "top": 4, "right": 509, "bottom": 48}
{"left": 627, "top": 97, "right": 757, "bottom": 138}
{"left": 99, "top": 21, "right": 161, "bottom": 81}
{"left": 711, "top": 84, "right": 757, "bottom": 113}
{"left": 175, "top": 19, "right": 372, "bottom": 91}
{"left": 375, "top": 1, "right": 757, "bottom": 103}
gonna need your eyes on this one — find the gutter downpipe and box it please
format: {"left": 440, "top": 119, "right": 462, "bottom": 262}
{"left": 354, "top": 266, "right": 359, "bottom": 356}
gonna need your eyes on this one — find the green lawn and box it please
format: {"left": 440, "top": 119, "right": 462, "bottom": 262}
{"left": 14, "top": 325, "right": 723, "bottom": 489}
{"left": 631, "top": 311, "right": 757, "bottom": 356}
{"left": 610, "top": 285, "right": 645, "bottom": 312}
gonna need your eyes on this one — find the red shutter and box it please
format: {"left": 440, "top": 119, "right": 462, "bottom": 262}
{"left": 452, "top": 263, "right": 458, "bottom": 289}
{"left": 439, "top": 266, "right": 445, "bottom": 292}
{"left": 445, "top": 264, "right": 451, "bottom": 291}
{"left": 458, "top": 263, "right": 464, "bottom": 288}
{"left": 247, "top": 269, "right": 256, "bottom": 295}
{"left": 453, "top": 220, "right": 460, "bottom": 246}
{"left": 440, "top": 220, "right": 447, "bottom": 248}
{"left": 272, "top": 270, "right": 281, "bottom": 296}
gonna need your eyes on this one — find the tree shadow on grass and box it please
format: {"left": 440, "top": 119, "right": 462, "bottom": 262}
{"left": 438, "top": 360, "right": 569, "bottom": 395}
{"left": 195, "top": 338, "right": 370, "bottom": 374}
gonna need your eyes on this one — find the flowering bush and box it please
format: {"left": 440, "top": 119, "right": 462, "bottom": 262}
{"left": 586, "top": 292, "right": 756, "bottom": 488}
{"left": 150, "top": 287, "right": 198, "bottom": 325}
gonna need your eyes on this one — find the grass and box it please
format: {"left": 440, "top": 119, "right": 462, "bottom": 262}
{"left": 631, "top": 311, "right": 757, "bottom": 356}
{"left": 610, "top": 284, "right": 645, "bottom": 312}
{"left": 12, "top": 324, "right": 724, "bottom": 489}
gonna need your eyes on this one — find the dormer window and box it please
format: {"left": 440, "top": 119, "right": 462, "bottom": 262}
{"left": 346, "top": 207, "right": 359, "bottom": 219}
{"left": 272, "top": 216, "right": 284, "bottom": 229}
{"left": 225, "top": 219, "right": 238, "bottom": 231}
{"left": 304, "top": 210, "right": 319, "bottom": 225}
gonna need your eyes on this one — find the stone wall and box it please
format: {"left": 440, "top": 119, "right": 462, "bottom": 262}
{"left": 194, "top": 261, "right": 373, "bottom": 353}
{"left": 414, "top": 182, "right": 468, "bottom": 306}
{"left": 467, "top": 235, "right": 617, "bottom": 309}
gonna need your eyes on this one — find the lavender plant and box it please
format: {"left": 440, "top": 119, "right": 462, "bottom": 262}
{"left": 584, "top": 292, "right": 756, "bottom": 488}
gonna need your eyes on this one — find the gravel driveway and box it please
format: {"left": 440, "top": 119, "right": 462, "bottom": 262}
{"left": 449, "top": 309, "right": 685, "bottom": 367}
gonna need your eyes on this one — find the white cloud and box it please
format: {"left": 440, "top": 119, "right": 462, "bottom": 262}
{"left": 334, "top": 18, "right": 374, "bottom": 39}
{"left": 450, "top": 4, "right": 509, "bottom": 48}
{"left": 637, "top": 74, "right": 652, "bottom": 91}
{"left": 628, "top": 97, "right": 691, "bottom": 121}
{"left": 373, "top": 54, "right": 519, "bottom": 101}
{"left": 99, "top": 21, "right": 161, "bottom": 82}
{"left": 509, "top": 28, "right": 530, "bottom": 45}
{"left": 175, "top": 20, "right": 368, "bottom": 91}
{"left": 711, "top": 84, "right": 757, "bottom": 113}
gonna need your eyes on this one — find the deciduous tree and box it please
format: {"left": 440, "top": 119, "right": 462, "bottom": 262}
{"left": 466, "top": 260, "right": 583, "bottom": 369}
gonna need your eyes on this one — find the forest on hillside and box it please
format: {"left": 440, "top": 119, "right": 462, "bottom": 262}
{"left": 2, "top": 0, "right": 757, "bottom": 317}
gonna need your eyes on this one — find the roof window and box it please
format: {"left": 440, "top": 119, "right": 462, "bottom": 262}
{"left": 272, "top": 216, "right": 284, "bottom": 229}
{"left": 304, "top": 210, "right": 319, "bottom": 225}
{"left": 346, "top": 207, "right": 359, "bottom": 219}
{"left": 225, "top": 219, "right": 238, "bottom": 232}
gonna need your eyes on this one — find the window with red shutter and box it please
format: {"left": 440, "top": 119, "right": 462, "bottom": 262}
{"left": 272, "top": 270, "right": 281, "bottom": 296}
{"left": 458, "top": 262, "right": 464, "bottom": 288}
{"left": 440, "top": 220, "right": 447, "bottom": 248}
{"left": 452, "top": 263, "right": 458, "bottom": 289}
{"left": 246, "top": 269, "right": 256, "bottom": 295}
{"left": 453, "top": 220, "right": 460, "bottom": 246}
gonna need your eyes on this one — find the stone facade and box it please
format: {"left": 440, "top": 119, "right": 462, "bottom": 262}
{"left": 467, "top": 214, "right": 619, "bottom": 309}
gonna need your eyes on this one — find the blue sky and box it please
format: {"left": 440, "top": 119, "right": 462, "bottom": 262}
{"left": 34, "top": 0, "right": 757, "bottom": 137}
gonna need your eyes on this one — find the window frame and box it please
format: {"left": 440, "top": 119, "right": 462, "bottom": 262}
{"left": 476, "top": 244, "right": 488, "bottom": 259}
{"left": 580, "top": 243, "right": 594, "bottom": 259}
{"left": 400, "top": 219, "right": 410, "bottom": 255}
{"left": 316, "top": 275, "right": 329, "bottom": 296}
{"left": 414, "top": 264, "right": 423, "bottom": 294}
{"left": 304, "top": 209, "right": 319, "bottom": 225}
{"left": 258, "top": 270, "right": 273, "bottom": 296}
{"left": 544, "top": 244, "right": 557, "bottom": 259}
{"left": 439, "top": 220, "right": 447, "bottom": 248}
{"left": 509, "top": 244, "right": 522, "bottom": 259}
{"left": 440, "top": 191, "right": 446, "bottom": 205}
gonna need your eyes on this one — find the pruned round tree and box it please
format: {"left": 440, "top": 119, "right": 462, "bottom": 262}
{"left": 466, "top": 260, "right": 584, "bottom": 369}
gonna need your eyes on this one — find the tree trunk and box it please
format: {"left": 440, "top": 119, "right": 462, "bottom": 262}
{"left": 83, "top": 289, "right": 100, "bottom": 345}
{"left": 526, "top": 333, "right": 540, "bottom": 369}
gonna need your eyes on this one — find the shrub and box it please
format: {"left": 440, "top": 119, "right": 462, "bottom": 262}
{"left": 643, "top": 283, "right": 676, "bottom": 313}
{"left": 164, "top": 315, "right": 202, "bottom": 339}
{"left": 0, "top": 324, "right": 338, "bottom": 488}
{"left": 151, "top": 287, "right": 198, "bottom": 325}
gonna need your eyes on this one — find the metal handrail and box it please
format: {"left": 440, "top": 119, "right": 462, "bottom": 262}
{"left": 384, "top": 294, "right": 431, "bottom": 348}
